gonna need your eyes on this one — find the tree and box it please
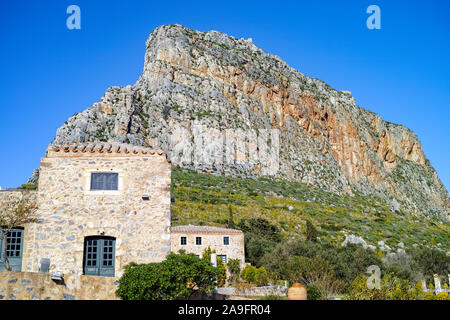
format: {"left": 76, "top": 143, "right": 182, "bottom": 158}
{"left": 278, "top": 255, "right": 345, "bottom": 299}
{"left": 240, "top": 265, "right": 269, "bottom": 286}
{"left": 0, "top": 193, "right": 38, "bottom": 271}
{"left": 201, "top": 247, "right": 226, "bottom": 286}
{"left": 241, "top": 265, "right": 257, "bottom": 283}
{"left": 227, "top": 204, "right": 235, "bottom": 229}
{"left": 237, "top": 218, "right": 282, "bottom": 267}
{"left": 116, "top": 251, "right": 219, "bottom": 300}
{"left": 255, "top": 266, "right": 268, "bottom": 286}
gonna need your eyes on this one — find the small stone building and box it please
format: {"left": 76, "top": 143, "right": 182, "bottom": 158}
{"left": 0, "top": 142, "right": 246, "bottom": 283}
{"left": 170, "top": 225, "right": 245, "bottom": 267}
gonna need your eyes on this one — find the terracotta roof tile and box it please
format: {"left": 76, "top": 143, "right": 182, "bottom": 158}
{"left": 46, "top": 142, "right": 167, "bottom": 158}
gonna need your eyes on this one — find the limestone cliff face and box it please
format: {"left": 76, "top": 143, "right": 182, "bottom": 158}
{"left": 52, "top": 24, "right": 449, "bottom": 220}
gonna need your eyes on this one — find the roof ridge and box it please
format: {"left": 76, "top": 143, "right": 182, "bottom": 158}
{"left": 170, "top": 224, "right": 243, "bottom": 234}
{"left": 47, "top": 142, "right": 167, "bottom": 158}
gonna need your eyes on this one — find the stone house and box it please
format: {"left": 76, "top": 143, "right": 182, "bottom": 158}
{"left": 0, "top": 142, "right": 246, "bottom": 280}
{"left": 170, "top": 225, "right": 245, "bottom": 267}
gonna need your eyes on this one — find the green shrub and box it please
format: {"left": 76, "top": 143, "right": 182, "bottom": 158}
{"left": 241, "top": 265, "right": 268, "bottom": 286}
{"left": 227, "top": 258, "right": 241, "bottom": 283}
{"left": 201, "top": 247, "right": 226, "bottom": 287}
{"left": 241, "top": 265, "right": 257, "bottom": 283}
{"left": 216, "top": 257, "right": 227, "bottom": 287}
{"left": 244, "top": 233, "right": 278, "bottom": 267}
{"left": 255, "top": 266, "right": 269, "bottom": 286}
{"left": 407, "top": 247, "right": 450, "bottom": 283}
{"left": 307, "top": 284, "right": 322, "bottom": 300}
{"left": 262, "top": 239, "right": 382, "bottom": 290}
{"left": 305, "top": 219, "right": 318, "bottom": 242}
{"left": 347, "top": 274, "right": 438, "bottom": 300}
{"left": 116, "top": 251, "right": 218, "bottom": 300}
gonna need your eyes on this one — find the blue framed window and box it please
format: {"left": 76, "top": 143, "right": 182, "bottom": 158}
{"left": 218, "top": 255, "right": 227, "bottom": 264}
{"left": 90, "top": 172, "right": 118, "bottom": 190}
{"left": 223, "top": 236, "right": 229, "bottom": 245}
{"left": 83, "top": 236, "right": 116, "bottom": 277}
{"left": 0, "top": 227, "right": 24, "bottom": 271}
{"left": 195, "top": 237, "right": 202, "bottom": 245}
{"left": 180, "top": 237, "right": 187, "bottom": 245}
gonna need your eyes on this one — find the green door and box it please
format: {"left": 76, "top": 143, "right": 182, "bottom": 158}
{"left": 0, "top": 228, "right": 24, "bottom": 271}
{"left": 83, "top": 236, "right": 115, "bottom": 277}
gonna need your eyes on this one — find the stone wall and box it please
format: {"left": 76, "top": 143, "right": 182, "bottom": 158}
{"left": 22, "top": 143, "right": 171, "bottom": 277}
{"left": 215, "top": 285, "right": 287, "bottom": 297}
{"left": 0, "top": 189, "right": 37, "bottom": 205}
{"left": 0, "top": 271, "right": 119, "bottom": 300}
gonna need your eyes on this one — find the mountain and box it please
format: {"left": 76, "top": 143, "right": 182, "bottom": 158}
{"left": 51, "top": 24, "right": 449, "bottom": 220}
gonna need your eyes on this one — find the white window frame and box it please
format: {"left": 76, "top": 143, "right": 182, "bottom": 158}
{"left": 84, "top": 168, "right": 123, "bottom": 195}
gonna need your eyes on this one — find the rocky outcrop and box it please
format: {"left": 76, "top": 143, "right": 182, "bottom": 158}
{"left": 51, "top": 24, "right": 449, "bottom": 220}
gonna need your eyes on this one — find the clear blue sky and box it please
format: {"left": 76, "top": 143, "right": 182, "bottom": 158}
{"left": 0, "top": 0, "right": 449, "bottom": 191}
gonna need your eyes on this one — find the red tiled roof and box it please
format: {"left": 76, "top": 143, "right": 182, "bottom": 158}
{"left": 47, "top": 142, "right": 166, "bottom": 157}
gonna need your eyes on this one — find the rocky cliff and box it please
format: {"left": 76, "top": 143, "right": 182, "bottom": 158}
{"left": 52, "top": 24, "right": 449, "bottom": 220}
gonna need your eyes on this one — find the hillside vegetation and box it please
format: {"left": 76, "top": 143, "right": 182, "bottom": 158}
{"left": 171, "top": 167, "right": 449, "bottom": 252}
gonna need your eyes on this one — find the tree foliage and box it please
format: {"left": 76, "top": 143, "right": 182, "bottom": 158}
{"left": 237, "top": 218, "right": 282, "bottom": 267}
{"left": 227, "top": 258, "right": 241, "bottom": 284}
{"left": 201, "top": 247, "right": 226, "bottom": 286}
{"left": 305, "top": 219, "right": 318, "bottom": 242}
{"left": 240, "top": 265, "right": 268, "bottom": 286}
{"left": 116, "top": 251, "right": 219, "bottom": 300}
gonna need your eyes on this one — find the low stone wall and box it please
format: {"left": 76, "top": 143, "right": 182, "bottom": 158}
{"left": 215, "top": 285, "right": 287, "bottom": 297}
{"left": 0, "top": 271, "right": 119, "bottom": 300}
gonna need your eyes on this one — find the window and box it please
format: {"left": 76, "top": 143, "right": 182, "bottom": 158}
{"left": 218, "top": 255, "right": 227, "bottom": 264}
{"left": 195, "top": 237, "right": 202, "bottom": 245}
{"left": 0, "top": 227, "right": 24, "bottom": 271}
{"left": 223, "top": 236, "right": 229, "bottom": 245}
{"left": 90, "top": 172, "right": 118, "bottom": 191}
{"left": 180, "top": 237, "right": 187, "bottom": 245}
{"left": 83, "top": 236, "right": 116, "bottom": 277}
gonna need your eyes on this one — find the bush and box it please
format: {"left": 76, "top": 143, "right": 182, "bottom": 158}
{"left": 346, "top": 274, "right": 450, "bottom": 300}
{"left": 255, "top": 266, "right": 269, "bottom": 286}
{"left": 241, "top": 265, "right": 257, "bottom": 283}
{"left": 241, "top": 265, "right": 268, "bottom": 286}
{"left": 245, "top": 234, "right": 278, "bottom": 267}
{"left": 201, "top": 247, "right": 226, "bottom": 287}
{"left": 348, "top": 274, "right": 434, "bottom": 300}
{"left": 216, "top": 258, "right": 227, "bottom": 287}
{"left": 307, "top": 284, "right": 322, "bottom": 300}
{"left": 277, "top": 255, "right": 345, "bottom": 298}
{"left": 407, "top": 247, "right": 450, "bottom": 283}
{"left": 238, "top": 218, "right": 282, "bottom": 242}
{"left": 237, "top": 218, "right": 282, "bottom": 267}
{"left": 305, "top": 219, "right": 318, "bottom": 242}
{"left": 116, "top": 251, "right": 219, "bottom": 300}
{"left": 262, "top": 239, "right": 382, "bottom": 291}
